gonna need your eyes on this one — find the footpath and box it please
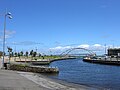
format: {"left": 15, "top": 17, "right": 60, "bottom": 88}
{"left": 0, "top": 59, "right": 49, "bottom": 90}
{"left": 0, "top": 59, "right": 98, "bottom": 90}
{"left": 0, "top": 70, "right": 49, "bottom": 90}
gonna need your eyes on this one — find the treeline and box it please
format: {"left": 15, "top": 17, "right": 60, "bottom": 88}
{"left": 7, "top": 47, "right": 42, "bottom": 58}
{"left": 0, "top": 47, "right": 60, "bottom": 59}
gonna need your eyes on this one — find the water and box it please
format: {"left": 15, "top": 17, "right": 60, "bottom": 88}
{"left": 49, "top": 58, "right": 120, "bottom": 90}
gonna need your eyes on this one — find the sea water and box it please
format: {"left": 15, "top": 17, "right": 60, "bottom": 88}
{"left": 49, "top": 58, "right": 120, "bottom": 90}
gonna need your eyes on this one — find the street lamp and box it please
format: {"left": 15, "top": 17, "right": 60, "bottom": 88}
{"left": 2, "top": 12, "right": 12, "bottom": 68}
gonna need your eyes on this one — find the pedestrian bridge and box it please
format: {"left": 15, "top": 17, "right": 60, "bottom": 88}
{"left": 60, "top": 48, "right": 96, "bottom": 57}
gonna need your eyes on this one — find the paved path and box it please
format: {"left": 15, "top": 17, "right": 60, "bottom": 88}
{"left": 0, "top": 59, "right": 3, "bottom": 69}
{"left": 0, "top": 70, "right": 49, "bottom": 90}
{"left": 0, "top": 58, "right": 97, "bottom": 90}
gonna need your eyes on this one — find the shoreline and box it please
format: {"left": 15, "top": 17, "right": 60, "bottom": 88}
{"left": 47, "top": 76, "right": 104, "bottom": 90}
{"left": 18, "top": 71, "right": 101, "bottom": 90}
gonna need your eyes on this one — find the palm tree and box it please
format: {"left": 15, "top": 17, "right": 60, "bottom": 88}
{"left": 20, "top": 51, "right": 23, "bottom": 57}
{"left": 7, "top": 47, "right": 12, "bottom": 63}
{"left": 33, "top": 51, "right": 37, "bottom": 60}
{"left": 30, "top": 50, "right": 33, "bottom": 56}
{"left": 14, "top": 52, "right": 17, "bottom": 61}
{"left": 18, "top": 52, "right": 21, "bottom": 59}
{"left": 25, "top": 51, "right": 29, "bottom": 58}
{"left": 30, "top": 50, "right": 33, "bottom": 60}
{"left": 14, "top": 52, "right": 17, "bottom": 57}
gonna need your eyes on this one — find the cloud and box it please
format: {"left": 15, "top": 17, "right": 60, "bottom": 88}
{"left": 0, "top": 30, "right": 16, "bottom": 40}
{"left": 77, "top": 44, "right": 90, "bottom": 49}
{"left": 6, "top": 30, "right": 16, "bottom": 35}
{"left": 50, "top": 46, "right": 73, "bottom": 50}
{"left": 10, "top": 41, "right": 44, "bottom": 46}
{"left": 91, "top": 44, "right": 104, "bottom": 51}
{"left": 49, "top": 44, "right": 106, "bottom": 54}
{"left": 93, "top": 44, "right": 101, "bottom": 47}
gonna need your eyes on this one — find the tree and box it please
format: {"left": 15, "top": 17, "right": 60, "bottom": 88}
{"left": 39, "top": 53, "right": 41, "bottom": 57}
{"left": 30, "top": 50, "right": 34, "bottom": 60}
{"left": 33, "top": 52, "right": 37, "bottom": 57}
{"left": 25, "top": 51, "right": 29, "bottom": 58}
{"left": 18, "top": 52, "right": 20, "bottom": 58}
{"left": 7, "top": 47, "right": 12, "bottom": 63}
{"left": 30, "top": 50, "right": 33, "bottom": 56}
{"left": 14, "top": 52, "right": 17, "bottom": 57}
{"left": 0, "top": 51, "right": 3, "bottom": 58}
{"left": 20, "top": 51, "right": 23, "bottom": 56}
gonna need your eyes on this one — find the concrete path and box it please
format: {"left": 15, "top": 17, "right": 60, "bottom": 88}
{"left": 0, "top": 58, "right": 98, "bottom": 90}
{"left": 0, "top": 70, "right": 49, "bottom": 90}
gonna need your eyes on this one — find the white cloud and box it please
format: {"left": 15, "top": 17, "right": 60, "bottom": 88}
{"left": 0, "top": 30, "right": 16, "bottom": 40}
{"left": 93, "top": 44, "right": 102, "bottom": 47}
{"left": 51, "top": 46, "right": 63, "bottom": 50}
{"left": 49, "top": 44, "right": 106, "bottom": 54}
{"left": 91, "top": 44, "right": 104, "bottom": 51}
{"left": 5, "top": 30, "right": 16, "bottom": 35}
{"left": 50, "top": 46, "right": 73, "bottom": 50}
{"left": 77, "top": 44, "right": 90, "bottom": 49}
{"left": 10, "top": 41, "right": 43, "bottom": 46}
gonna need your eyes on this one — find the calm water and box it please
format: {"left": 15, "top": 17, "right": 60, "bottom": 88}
{"left": 49, "top": 58, "right": 120, "bottom": 90}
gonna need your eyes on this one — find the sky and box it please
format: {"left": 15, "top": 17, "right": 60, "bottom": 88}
{"left": 0, "top": 0, "right": 120, "bottom": 55}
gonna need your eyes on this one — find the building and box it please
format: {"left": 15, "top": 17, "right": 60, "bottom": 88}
{"left": 108, "top": 48, "right": 120, "bottom": 56}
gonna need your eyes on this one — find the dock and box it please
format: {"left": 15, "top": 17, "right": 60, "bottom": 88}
{"left": 9, "top": 64, "right": 59, "bottom": 73}
{"left": 83, "top": 57, "right": 120, "bottom": 65}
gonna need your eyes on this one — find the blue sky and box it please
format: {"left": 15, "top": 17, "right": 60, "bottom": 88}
{"left": 0, "top": 0, "right": 120, "bottom": 54}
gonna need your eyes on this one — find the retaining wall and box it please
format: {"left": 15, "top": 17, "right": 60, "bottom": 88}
{"left": 9, "top": 64, "right": 59, "bottom": 73}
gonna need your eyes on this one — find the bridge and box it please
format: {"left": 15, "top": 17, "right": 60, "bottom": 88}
{"left": 60, "top": 48, "right": 96, "bottom": 57}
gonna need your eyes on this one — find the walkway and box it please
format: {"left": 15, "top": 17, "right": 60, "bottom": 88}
{"left": 0, "top": 70, "right": 49, "bottom": 90}
{"left": 0, "top": 58, "right": 97, "bottom": 90}
{"left": 0, "top": 59, "right": 47, "bottom": 90}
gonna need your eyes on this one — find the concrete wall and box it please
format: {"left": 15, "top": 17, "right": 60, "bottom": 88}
{"left": 9, "top": 64, "right": 59, "bottom": 73}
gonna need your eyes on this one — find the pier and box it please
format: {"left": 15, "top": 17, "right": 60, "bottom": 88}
{"left": 8, "top": 63, "right": 59, "bottom": 73}
{"left": 83, "top": 57, "right": 120, "bottom": 65}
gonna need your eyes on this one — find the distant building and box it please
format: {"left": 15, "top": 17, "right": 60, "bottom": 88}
{"left": 108, "top": 48, "right": 120, "bottom": 56}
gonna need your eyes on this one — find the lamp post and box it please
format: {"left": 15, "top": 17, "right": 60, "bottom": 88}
{"left": 2, "top": 12, "right": 12, "bottom": 68}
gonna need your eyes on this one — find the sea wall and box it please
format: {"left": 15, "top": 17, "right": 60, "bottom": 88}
{"left": 9, "top": 64, "right": 59, "bottom": 73}
{"left": 83, "top": 58, "right": 120, "bottom": 66}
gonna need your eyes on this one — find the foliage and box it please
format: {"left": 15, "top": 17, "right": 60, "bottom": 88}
{"left": 30, "top": 50, "right": 33, "bottom": 56}
{"left": 20, "top": 51, "right": 23, "bottom": 56}
{"left": 7, "top": 47, "right": 13, "bottom": 60}
{"left": 33, "top": 51, "right": 37, "bottom": 57}
{"left": 7, "top": 47, "right": 12, "bottom": 52}
{"left": 18, "top": 52, "right": 20, "bottom": 58}
{"left": 0, "top": 51, "right": 3, "bottom": 58}
{"left": 14, "top": 52, "right": 17, "bottom": 57}
{"left": 25, "top": 51, "right": 29, "bottom": 57}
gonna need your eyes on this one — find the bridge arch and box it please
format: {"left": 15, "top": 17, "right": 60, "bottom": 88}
{"left": 60, "top": 48, "right": 96, "bottom": 56}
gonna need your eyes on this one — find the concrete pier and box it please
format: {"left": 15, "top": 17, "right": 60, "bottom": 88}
{"left": 9, "top": 64, "right": 59, "bottom": 73}
{"left": 83, "top": 57, "right": 120, "bottom": 65}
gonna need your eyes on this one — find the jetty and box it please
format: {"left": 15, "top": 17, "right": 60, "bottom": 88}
{"left": 9, "top": 64, "right": 59, "bottom": 73}
{"left": 2, "top": 57, "right": 59, "bottom": 73}
{"left": 1, "top": 56, "right": 77, "bottom": 73}
{"left": 16, "top": 60, "right": 50, "bottom": 65}
{"left": 83, "top": 57, "right": 120, "bottom": 65}
{"left": 15, "top": 57, "right": 76, "bottom": 65}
